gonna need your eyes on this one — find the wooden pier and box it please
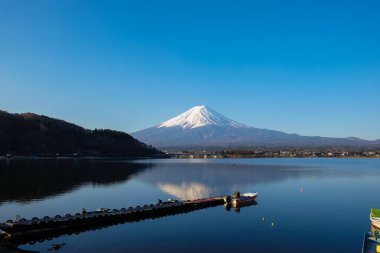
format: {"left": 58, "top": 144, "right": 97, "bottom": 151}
{"left": 0, "top": 195, "right": 228, "bottom": 246}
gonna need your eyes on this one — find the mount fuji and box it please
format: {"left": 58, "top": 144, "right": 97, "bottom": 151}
{"left": 131, "top": 105, "right": 379, "bottom": 150}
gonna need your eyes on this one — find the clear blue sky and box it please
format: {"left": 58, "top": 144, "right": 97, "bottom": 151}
{"left": 0, "top": 0, "right": 379, "bottom": 139}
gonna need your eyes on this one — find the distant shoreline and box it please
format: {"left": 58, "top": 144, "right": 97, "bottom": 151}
{"left": 0, "top": 155, "right": 169, "bottom": 160}
{"left": 0, "top": 155, "right": 378, "bottom": 160}
{"left": 167, "top": 149, "right": 380, "bottom": 159}
{"left": 170, "top": 156, "right": 380, "bottom": 159}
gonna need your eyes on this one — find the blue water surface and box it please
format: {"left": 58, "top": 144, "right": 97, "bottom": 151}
{"left": 0, "top": 158, "right": 378, "bottom": 253}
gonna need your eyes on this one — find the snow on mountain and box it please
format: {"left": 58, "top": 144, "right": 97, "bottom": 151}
{"left": 131, "top": 105, "right": 376, "bottom": 149}
{"left": 158, "top": 105, "right": 248, "bottom": 129}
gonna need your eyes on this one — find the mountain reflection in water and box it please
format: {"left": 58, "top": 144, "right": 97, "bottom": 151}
{"left": 0, "top": 159, "right": 149, "bottom": 204}
{"left": 138, "top": 160, "right": 324, "bottom": 200}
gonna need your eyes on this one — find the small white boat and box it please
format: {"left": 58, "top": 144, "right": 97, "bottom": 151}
{"left": 231, "top": 192, "right": 258, "bottom": 207}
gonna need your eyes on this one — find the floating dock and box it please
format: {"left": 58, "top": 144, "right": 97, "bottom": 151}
{"left": 0, "top": 195, "right": 228, "bottom": 245}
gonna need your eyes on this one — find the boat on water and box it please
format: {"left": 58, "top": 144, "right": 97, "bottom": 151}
{"left": 362, "top": 232, "right": 380, "bottom": 253}
{"left": 362, "top": 208, "right": 380, "bottom": 253}
{"left": 231, "top": 192, "right": 258, "bottom": 207}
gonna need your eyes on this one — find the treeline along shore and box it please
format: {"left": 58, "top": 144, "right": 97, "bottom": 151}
{"left": 0, "top": 110, "right": 164, "bottom": 157}
{"left": 169, "top": 149, "right": 380, "bottom": 159}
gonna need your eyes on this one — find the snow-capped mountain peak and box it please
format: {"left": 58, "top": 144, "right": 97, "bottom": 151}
{"left": 132, "top": 105, "right": 374, "bottom": 149}
{"left": 158, "top": 105, "right": 248, "bottom": 129}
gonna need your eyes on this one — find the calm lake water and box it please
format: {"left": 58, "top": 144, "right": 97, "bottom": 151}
{"left": 0, "top": 158, "right": 379, "bottom": 253}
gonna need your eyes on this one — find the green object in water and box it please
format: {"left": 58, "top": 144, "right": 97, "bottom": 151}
{"left": 371, "top": 208, "right": 380, "bottom": 218}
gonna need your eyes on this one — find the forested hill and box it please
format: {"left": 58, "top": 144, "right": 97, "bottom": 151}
{"left": 0, "top": 110, "right": 163, "bottom": 157}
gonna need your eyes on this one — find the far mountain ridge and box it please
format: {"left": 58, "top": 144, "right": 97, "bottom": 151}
{"left": 132, "top": 105, "right": 380, "bottom": 150}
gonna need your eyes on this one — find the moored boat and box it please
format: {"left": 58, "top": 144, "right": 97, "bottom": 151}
{"left": 362, "top": 208, "right": 380, "bottom": 253}
{"left": 362, "top": 232, "right": 380, "bottom": 253}
{"left": 231, "top": 192, "right": 258, "bottom": 207}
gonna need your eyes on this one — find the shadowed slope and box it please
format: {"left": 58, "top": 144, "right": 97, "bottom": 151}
{"left": 0, "top": 110, "right": 162, "bottom": 156}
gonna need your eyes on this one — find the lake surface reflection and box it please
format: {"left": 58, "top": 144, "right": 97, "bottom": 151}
{"left": 0, "top": 158, "right": 379, "bottom": 253}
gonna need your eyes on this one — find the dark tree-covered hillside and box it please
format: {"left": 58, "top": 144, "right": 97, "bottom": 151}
{"left": 0, "top": 110, "right": 163, "bottom": 157}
